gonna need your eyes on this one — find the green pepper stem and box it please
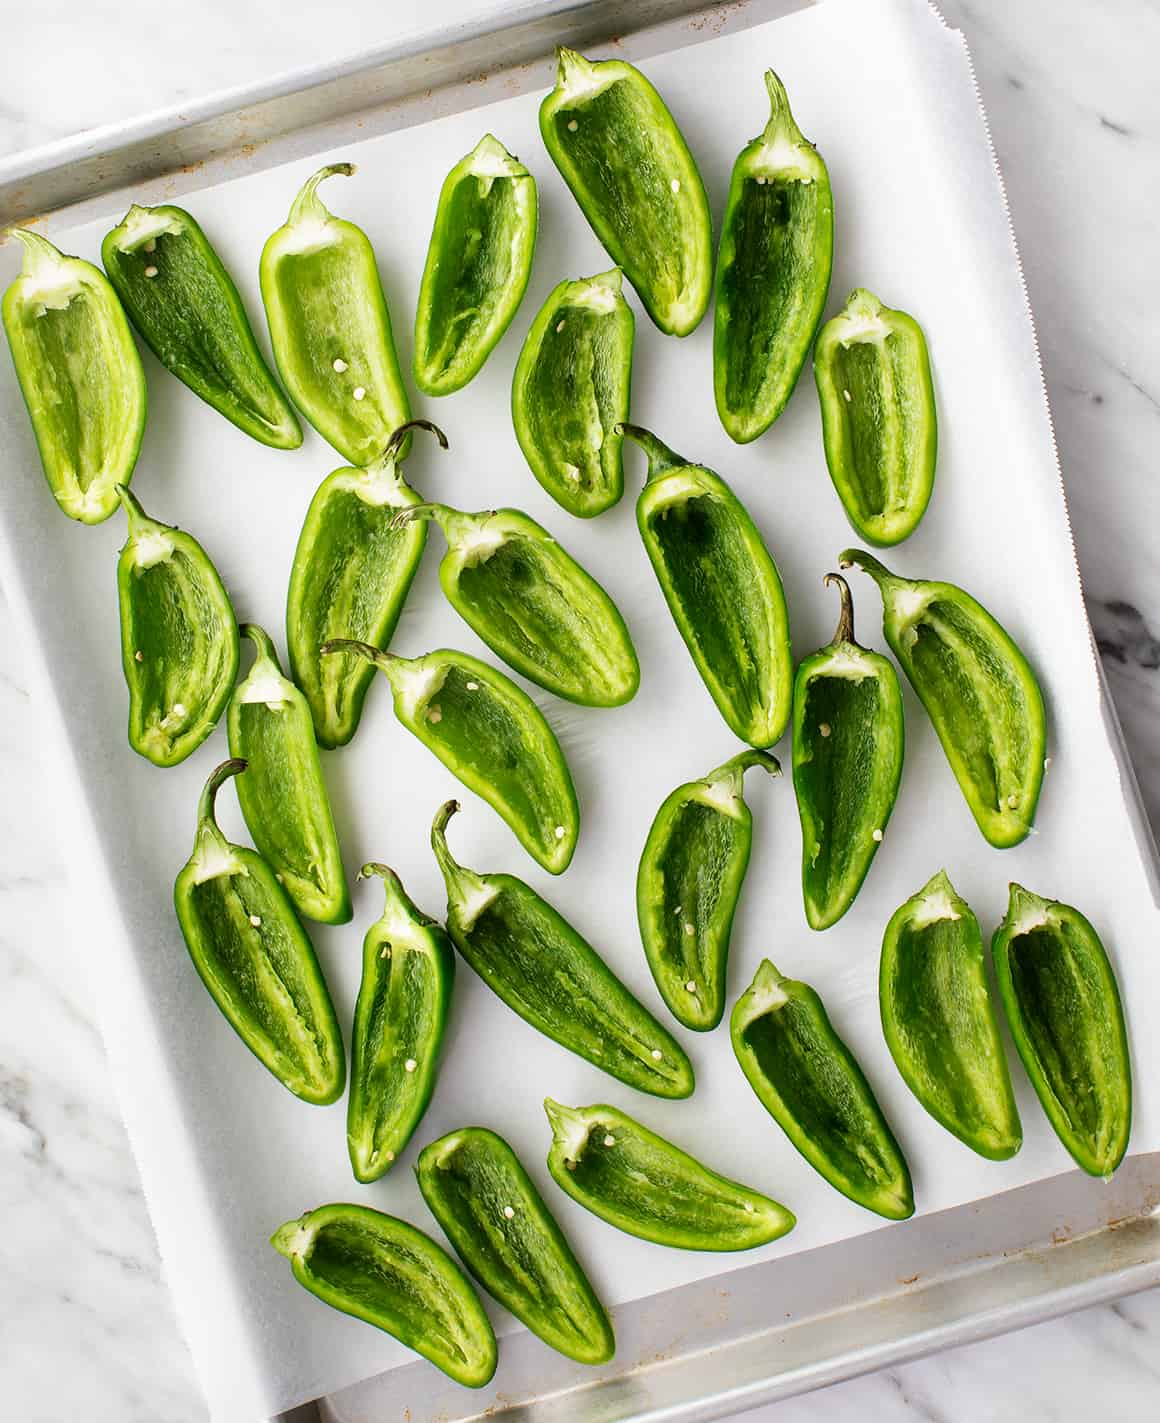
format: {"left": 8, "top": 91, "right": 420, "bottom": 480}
{"left": 762, "top": 70, "right": 807, "bottom": 146}
{"left": 320, "top": 637, "right": 396, "bottom": 674}
{"left": 823, "top": 571, "right": 860, "bottom": 647}
{"left": 115, "top": 483, "right": 159, "bottom": 534}
{"left": 555, "top": 47, "right": 596, "bottom": 88}
{"left": 372, "top": 418, "right": 448, "bottom": 471}
{"left": 197, "top": 757, "right": 247, "bottom": 828}
{"left": 288, "top": 162, "right": 355, "bottom": 226}
{"left": 11, "top": 226, "right": 67, "bottom": 274}
{"left": 389, "top": 500, "right": 463, "bottom": 538}
{"left": 839, "top": 547, "right": 897, "bottom": 590}
{"left": 707, "top": 747, "right": 781, "bottom": 796}
{"left": 239, "top": 622, "right": 283, "bottom": 671}
{"left": 616, "top": 423, "right": 689, "bottom": 483}
{"left": 430, "top": 799, "right": 490, "bottom": 912}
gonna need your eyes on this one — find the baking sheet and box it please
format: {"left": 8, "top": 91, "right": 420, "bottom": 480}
{"left": 1, "top": 1, "right": 1156, "bottom": 1419}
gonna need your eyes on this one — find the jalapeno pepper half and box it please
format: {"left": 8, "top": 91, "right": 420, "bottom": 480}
{"left": 880, "top": 870, "right": 1021, "bottom": 1160}
{"left": 413, "top": 134, "right": 538, "bottom": 396}
{"left": 816, "top": 290, "right": 936, "bottom": 545}
{"left": 348, "top": 865, "right": 455, "bottom": 1183}
{"left": 271, "top": 1203, "right": 497, "bottom": 1387}
{"left": 638, "top": 749, "right": 779, "bottom": 1031}
{"left": 714, "top": 71, "right": 833, "bottom": 443}
{"left": 732, "top": 959, "right": 913, "bottom": 1219}
{"left": 174, "top": 760, "right": 345, "bottom": 1104}
{"left": 540, "top": 49, "right": 712, "bottom": 337}
{"left": 102, "top": 203, "right": 301, "bottom": 449}
{"left": 3, "top": 228, "right": 146, "bottom": 523}
{"left": 621, "top": 423, "right": 792, "bottom": 746}
{"left": 287, "top": 419, "right": 445, "bottom": 749}
{"left": 417, "top": 1127, "right": 615, "bottom": 1365}
{"left": 260, "top": 163, "right": 410, "bottom": 466}
{"left": 544, "top": 1099, "right": 794, "bottom": 1251}
{"left": 511, "top": 267, "right": 634, "bottom": 517}
{"left": 116, "top": 486, "right": 238, "bottom": 768}
{"left": 432, "top": 801, "right": 693, "bottom": 1098}
{"left": 792, "top": 573, "right": 903, "bottom": 930}
{"left": 394, "top": 500, "right": 639, "bottom": 707}
{"left": 842, "top": 549, "right": 1046, "bottom": 848}
{"left": 992, "top": 884, "right": 1130, "bottom": 1177}
{"left": 227, "top": 624, "right": 350, "bottom": 924}
{"left": 322, "top": 641, "right": 579, "bottom": 874}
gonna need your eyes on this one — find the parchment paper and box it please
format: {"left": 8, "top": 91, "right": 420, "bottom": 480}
{"left": 1, "top": 0, "right": 1156, "bottom": 1418}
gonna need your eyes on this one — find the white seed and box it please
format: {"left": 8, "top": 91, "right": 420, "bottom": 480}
{"left": 684, "top": 922, "right": 694, "bottom": 937}
{"left": 819, "top": 723, "right": 831, "bottom": 738}
{"left": 567, "top": 119, "right": 578, "bottom": 132}
{"left": 384, "top": 1149, "right": 395, "bottom": 1163}
{"left": 685, "top": 979, "right": 697, "bottom": 993}
{"left": 144, "top": 239, "right": 156, "bottom": 253}
{"left": 465, "top": 680, "right": 479, "bottom": 690}
{"left": 843, "top": 389, "right": 852, "bottom": 402}
{"left": 744, "top": 1202, "right": 755, "bottom": 1213}
{"left": 554, "top": 825, "right": 566, "bottom": 840}
{"left": 556, "top": 319, "right": 566, "bottom": 333}
{"left": 333, "top": 357, "right": 348, "bottom": 373}
{"left": 172, "top": 702, "right": 187, "bottom": 717}
{"left": 249, "top": 914, "right": 262, "bottom": 927}
{"left": 275, "top": 873, "right": 284, "bottom": 883}
{"left": 144, "top": 265, "right": 158, "bottom": 278}
{"left": 134, "top": 650, "right": 143, "bottom": 662}
{"left": 1007, "top": 794, "right": 1018, "bottom": 808}
{"left": 872, "top": 828, "right": 883, "bottom": 842}
{"left": 670, "top": 178, "right": 681, "bottom": 193}
{"left": 603, "top": 1135, "right": 616, "bottom": 1147}
{"left": 756, "top": 176, "right": 766, "bottom": 186}
{"left": 427, "top": 704, "right": 442, "bottom": 724}
{"left": 379, "top": 944, "right": 389, "bottom": 958}
{"left": 503, "top": 1205, "right": 515, "bottom": 1219}
{"left": 651, "top": 1048, "right": 663, "bottom": 1061}
{"left": 353, "top": 386, "right": 367, "bottom": 401}
{"left": 404, "top": 1058, "right": 417, "bottom": 1073}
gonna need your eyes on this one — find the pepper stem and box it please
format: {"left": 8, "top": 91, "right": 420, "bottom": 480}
{"left": 430, "top": 800, "right": 490, "bottom": 915}
{"left": 543, "top": 1098, "right": 590, "bottom": 1163}
{"left": 839, "top": 547, "right": 897, "bottom": 589}
{"left": 388, "top": 500, "right": 462, "bottom": 537}
{"left": 762, "top": 70, "right": 807, "bottom": 146}
{"left": 288, "top": 163, "right": 355, "bottom": 226}
{"left": 359, "top": 862, "right": 432, "bottom": 932}
{"left": 116, "top": 483, "right": 159, "bottom": 533}
{"left": 823, "top": 572, "right": 859, "bottom": 647}
{"left": 706, "top": 748, "right": 781, "bottom": 799}
{"left": 615, "top": 423, "right": 689, "bottom": 482}
{"left": 320, "top": 637, "right": 396, "bottom": 674}
{"left": 198, "top": 757, "right": 247, "bottom": 827}
{"left": 239, "top": 623, "right": 283, "bottom": 671}
{"left": 371, "top": 418, "right": 448, "bottom": 472}
{"left": 11, "top": 226, "right": 67, "bottom": 274}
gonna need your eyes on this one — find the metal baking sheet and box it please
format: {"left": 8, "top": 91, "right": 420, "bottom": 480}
{"left": 2, "top": 2, "right": 1158, "bottom": 1421}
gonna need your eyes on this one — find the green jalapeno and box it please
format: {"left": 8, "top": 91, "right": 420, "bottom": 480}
{"left": 226, "top": 624, "right": 349, "bottom": 924}
{"left": 394, "top": 500, "right": 639, "bottom": 707}
{"left": 348, "top": 865, "right": 454, "bottom": 1183}
{"left": 322, "top": 641, "right": 578, "bottom": 874}
{"left": 3, "top": 228, "right": 146, "bottom": 523}
{"left": 511, "top": 267, "right": 633, "bottom": 517}
{"left": 880, "top": 871, "right": 1021, "bottom": 1161}
{"left": 417, "top": 1127, "right": 614, "bottom": 1365}
{"left": 432, "top": 801, "right": 693, "bottom": 1098}
{"left": 620, "top": 423, "right": 792, "bottom": 746}
{"left": 638, "top": 749, "right": 779, "bottom": 1032}
{"left": 842, "top": 549, "right": 1046, "bottom": 848}
{"left": 544, "top": 1099, "right": 794, "bottom": 1251}
{"left": 260, "top": 163, "right": 410, "bottom": 466}
{"left": 101, "top": 204, "right": 301, "bottom": 450}
{"left": 540, "top": 49, "right": 712, "bottom": 337}
{"left": 714, "top": 70, "right": 833, "bottom": 444}
{"left": 116, "top": 485, "right": 238, "bottom": 768}
{"left": 732, "top": 959, "right": 913, "bottom": 1219}
{"left": 174, "top": 759, "right": 345, "bottom": 1104}
{"left": 816, "top": 290, "right": 936, "bottom": 546}
{"left": 271, "top": 1203, "right": 496, "bottom": 1387}
{"left": 992, "top": 884, "right": 1130, "bottom": 1178}
{"left": 286, "top": 419, "right": 443, "bottom": 749}
{"left": 413, "top": 134, "right": 538, "bottom": 396}
{"left": 792, "top": 572, "right": 904, "bottom": 930}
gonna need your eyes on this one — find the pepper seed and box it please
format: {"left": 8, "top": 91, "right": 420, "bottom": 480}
{"left": 567, "top": 119, "right": 578, "bottom": 132}
{"left": 333, "top": 357, "right": 348, "bottom": 373}
{"left": 843, "top": 389, "right": 852, "bottom": 402}
{"left": 144, "top": 266, "right": 158, "bottom": 278}
{"left": 173, "top": 702, "right": 187, "bottom": 717}
{"left": 427, "top": 704, "right": 442, "bottom": 724}
{"left": 651, "top": 1049, "right": 663, "bottom": 1060}
{"left": 404, "top": 1058, "right": 417, "bottom": 1073}
{"left": 556, "top": 320, "right": 566, "bottom": 333}
{"left": 554, "top": 825, "right": 566, "bottom": 840}
{"left": 756, "top": 176, "right": 767, "bottom": 185}
{"left": 249, "top": 914, "right": 262, "bottom": 927}
{"left": 353, "top": 386, "right": 367, "bottom": 401}
{"left": 503, "top": 1205, "right": 515, "bottom": 1219}
{"left": 384, "top": 1149, "right": 395, "bottom": 1163}
{"left": 379, "top": 945, "right": 389, "bottom": 958}
{"left": 872, "top": 828, "right": 883, "bottom": 842}
{"left": 685, "top": 979, "right": 697, "bottom": 993}
{"left": 670, "top": 178, "right": 681, "bottom": 193}
{"left": 465, "top": 680, "right": 479, "bottom": 690}
{"left": 134, "top": 650, "right": 143, "bottom": 662}
{"left": 744, "top": 1202, "right": 755, "bottom": 1213}
{"left": 684, "top": 922, "right": 694, "bottom": 937}
{"left": 1007, "top": 794, "right": 1018, "bottom": 808}
{"left": 144, "top": 239, "right": 157, "bottom": 253}
{"left": 819, "top": 723, "right": 831, "bottom": 737}
{"left": 603, "top": 1135, "right": 616, "bottom": 1147}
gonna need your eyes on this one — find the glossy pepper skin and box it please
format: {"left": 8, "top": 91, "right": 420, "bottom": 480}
{"left": 323, "top": 640, "right": 579, "bottom": 873}
{"left": 260, "top": 163, "right": 410, "bottom": 466}
{"left": 992, "top": 885, "right": 1130, "bottom": 1177}
{"left": 286, "top": 419, "right": 444, "bottom": 748}
{"left": 226, "top": 624, "right": 350, "bottom": 924}
{"left": 880, "top": 871, "right": 1021, "bottom": 1160}
{"left": 540, "top": 49, "right": 712, "bottom": 337}
{"left": 544, "top": 1099, "right": 794, "bottom": 1251}
{"left": 413, "top": 134, "right": 538, "bottom": 396}
{"left": 3, "top": 228, "right": 146, "bottom": 523}
{"left": 348, "top": 865, "right": 455, "bottom": 1183}
{"left": 101, "top": 203, "right": 301, "bottom": 449}
{"left": 637, "top": 749, "right": 779, "bottom": 1031}
{"left": 792, "top": 573, "right": 903, "bottom": 930}
{"left": 714, "top": 70, "right": 833, "bottom": 443}
{"left": 417, "top": 1127, "right": 615, "bottom": 1365}
{"left": 843, "top": 549, "right": 1046, "bottom": 848}
{"left": 816, "top": 290, "right": 936, "bottom": 545}
{"left": 732, "top": 959, "right": 913, "bottom": 1219}
{"left": 511, "top": 267, "right": 633, "bottom": 517}
{"left": 396, "top": 500, "right": 639, "bottom": 706}
{"left": 174, "top": 760, "right": 345, "bottom": 1104}
{"left": 271, "top": 1203, "right": 496, "bottom": 1387}
{"left": 621, "top": 423, "right": 792, "bottom": 746}
{"left": 116, "top": 486, "right": 239, "bottom": 768}
{"left": 432, "top": 801, "right": 693, "bottom": 1098}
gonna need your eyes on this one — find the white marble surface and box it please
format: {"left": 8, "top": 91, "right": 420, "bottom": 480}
{"left": 1, "top": 2, "right": 1158, "bottom": 1420}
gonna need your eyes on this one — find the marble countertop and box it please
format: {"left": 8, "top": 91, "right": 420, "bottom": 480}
{"left": 2, "top": 2, "right": 1158, "bottom": 1420}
